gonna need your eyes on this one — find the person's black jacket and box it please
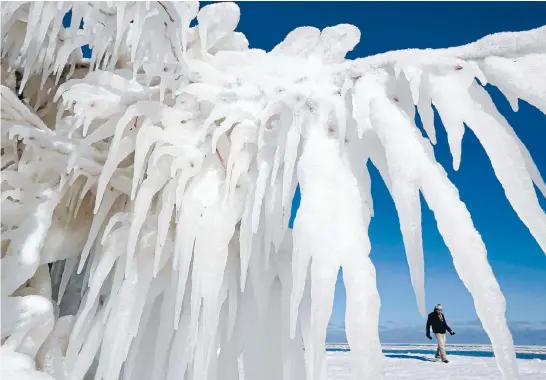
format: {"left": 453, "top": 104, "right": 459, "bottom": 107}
{"left": 426, "top": 311, "right": 453, "bottom": 335}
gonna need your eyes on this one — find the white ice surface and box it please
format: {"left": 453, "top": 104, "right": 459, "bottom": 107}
{"left": 235, "top": 345, "right": 546, "bottom": 380}
{"left": 323, "top": 351, "right": 546, "bottom": 380}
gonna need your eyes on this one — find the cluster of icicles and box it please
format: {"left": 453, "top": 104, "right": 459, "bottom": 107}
{"left": 1, "top": 2, "right": 545, "bottom": 380}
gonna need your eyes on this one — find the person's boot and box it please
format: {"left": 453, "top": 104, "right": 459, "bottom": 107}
{"left": 442, "top": 359, "right": 449, "bottom": 363}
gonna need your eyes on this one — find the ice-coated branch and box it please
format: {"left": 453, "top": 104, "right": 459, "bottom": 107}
{"left": 1, "top": 2, "right": 545, "bottom": 380}
{"left": 348, "top": 25, "right": 546, "bottom": 70}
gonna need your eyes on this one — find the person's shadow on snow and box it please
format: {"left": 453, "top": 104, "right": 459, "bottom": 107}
{"left": 385, "top": 354, "right": 435, "bottom": 362}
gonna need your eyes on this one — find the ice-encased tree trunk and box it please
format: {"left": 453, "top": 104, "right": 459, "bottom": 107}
{"left": 1, "top": 2, "right": 545, "bottom": 380}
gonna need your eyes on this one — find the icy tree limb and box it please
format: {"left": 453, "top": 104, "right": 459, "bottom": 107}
{"left": 369, "top": 78, "right": 519, "bottom": 379}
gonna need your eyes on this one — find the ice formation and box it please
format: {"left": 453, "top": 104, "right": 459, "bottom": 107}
{"left": 1, "top": 2, "right": 545, "bottom": 380}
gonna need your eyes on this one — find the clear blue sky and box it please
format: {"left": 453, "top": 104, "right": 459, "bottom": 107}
{"left": 229, "top": 1, "right": 546, "bottom": 345}
{"left": 69, "top": 2, "right": 546, "bottom": 345}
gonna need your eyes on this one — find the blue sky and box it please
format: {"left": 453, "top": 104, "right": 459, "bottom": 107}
{"left": 230, "top": 2, "right": 546, "bottom": 345}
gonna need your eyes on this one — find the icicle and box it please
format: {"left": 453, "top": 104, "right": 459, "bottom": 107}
{"left": 171, "top": 150, "right": 204, "bottom": 217}
{"left": 224, "top": 121, "right": 257, "bottom": 200}
{"left": 211, "top": 116, "right": 237, "bottom": 153}
{"left": 173, "top": 166, "right": 223, "bottom": 328}
{"left": 124, "top": 272, "right": 167, "bottom": 380}
{"left": 369, "top": 76, "right": 519, "bottom": 379}
{"left": 239, "top": 175, "right": 256, "bottom": 291}
{"left": 166, "top": 279, "right": 193, "bottom": 380}
{"left": 35, "top": 5, "right": 58, "bottom": 61}
{"left": 227, "top": 147, "right": 253, "bottom": 203}
{"left": 346, "top": 137, "right": 373, "bottom": 216}
{"left": 99, "top": 252, "right": 127, "bottom": 326}
{"left": 95, "top": 134, "right": 136, "bottom": 213}
{"left": 263, "top": 175, "right": 282, "bottom": 270}
{"left": 483, "top": 55, "right": 546, "bottom": 115}
{"left": 124, "top": 238, "right": 155, "bottom": 353}
{"left": 173, "top": 2, "right": 199, "bottom": 55}
{"left": 352, "top": 76, "right": 377, "bottom": 138}
{"left": 416, "top": 73, "right": 437, "bottom": 145}
{"left": 464, "top": 83, "right": 546, "bottom": 253}
{"left": 428, "top": 73, "right": 466, "bottom": 170}
{"left": 514, "top": 137, "right": 546, "bottom": 199}
{"left": 429, "top": 73, "right": 546, "bottom": 253}
{"left": 269, "top": 110, "right": 293, "bottom": 189}
{"left": 132, "top": 123, "right": 164, "bottom": 200}
{"left": 126, "top": 167, "right": 169, "bottom": 275}
{"left": 188, "top": 175, "right": 248, "bottom": 379}
{"left": 404, "top": 65, "right": 423, "bottom": 105}
{"left": 225, "top": 238, "right": 241, "bottom": 342}
{"left": 79, "top": 188, "right": 121, "bottom": 273}
{"left": 36, "top": 314, "right": 74, "bottom": 379}
{"left": 150, "top": 274, "right": 178, "bottom": 380}
{"left": 251, "top": 145, "right": 275, "bottom": 233}
{"left": 69, "top": 308, "right": 106, "bottom": 380}
{"left": 154, "top": 179, "right": 176, "bottom": 276}
{"left": 99, "top": 255, "right": 143, "bottom": 380}
{"left": 344, "top": 84, "right": 374, "bottom": 215}
{"left": 335, "top": 78, "right": 354, "bottom": 149}
{"left": 386, "top": 68, "right": 415, "bottom": 121}
{"left": 110, "top": 102, "right": 162, "bottom": 158}
{"left": 71, "top": 230, "right": 124, "bottom": 341}
{"left": 20, "top": 2, "right": 44, "bottom": 57}
{"left": 281, "top": 116, "right": 301, "bottom": 209}
{"left": 390, "top": 178, "right": 425, "bottom": 316}
{"left": 292, "top": 122, "right": 382, "bottom": 379}
{"left": 497, "top": 85, "right": 520, "bottom": 112}
{"left": 55, "top": 256, "right": 77, "bottom": 306}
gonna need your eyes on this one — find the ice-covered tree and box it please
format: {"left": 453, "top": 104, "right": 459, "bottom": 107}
{"left": 1, "top": 2, "right": 545, "bottom": 380}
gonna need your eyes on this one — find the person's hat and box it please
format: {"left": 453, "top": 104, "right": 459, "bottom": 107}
{"left": 435, "top": 304, "right": 442, "bottom": 310}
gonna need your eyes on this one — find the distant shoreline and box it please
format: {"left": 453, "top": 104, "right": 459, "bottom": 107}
{"left": 323, "top": 343, "right": 546, "bottom": 360}
{"left": 326, "top": 343, "right": 546, "bottom": 348}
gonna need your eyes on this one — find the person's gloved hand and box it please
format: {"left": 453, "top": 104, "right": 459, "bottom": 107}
{"left": 450, "top": 331, "right": 455, "bottom": 336}
{"left": 426, "top": 334, "right": 432, "bottom": 340}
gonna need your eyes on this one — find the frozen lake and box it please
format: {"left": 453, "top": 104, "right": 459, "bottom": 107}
{"left": 327, "top": 343, "right": 546, "bottom": 360}
{"left": 236, "top": 344, "right": 546, "bottom": 379}
{"left": 324, "top": 344, "right": 546, "bottom": 379}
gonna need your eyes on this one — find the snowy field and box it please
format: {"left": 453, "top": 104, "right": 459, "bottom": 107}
{"left": 237, "top": 345, "right": 546, "bottom": 379}
{"left": 323, "top": 345, "right": 546, "bottom": 379}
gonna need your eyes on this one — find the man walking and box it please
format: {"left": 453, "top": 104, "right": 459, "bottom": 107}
{"left": 426, "top": 304, "right": 455, "bottom": 363}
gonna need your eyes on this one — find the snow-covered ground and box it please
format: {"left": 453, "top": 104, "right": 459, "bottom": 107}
{"left": 236, "top": 345, "right": 546, "bottom": 379}
{"left": 324, "top": 345, "right": 546, "bottom": 379}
